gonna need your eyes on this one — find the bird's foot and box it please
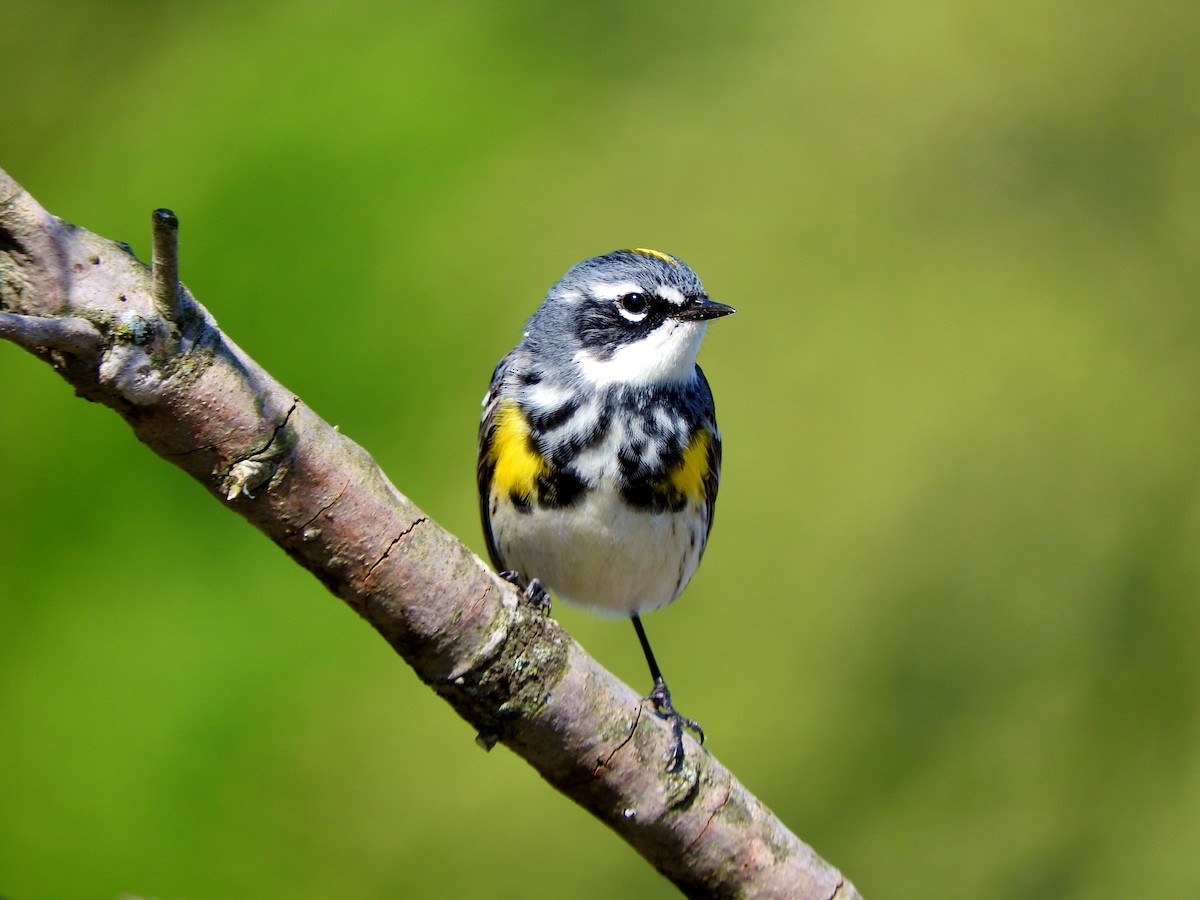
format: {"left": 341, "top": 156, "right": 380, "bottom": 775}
{"left": 646, "top": 677, "right": 704, "bottom": 772}
{"left": 498, "top": 570, "right": 552, "bottom": 615}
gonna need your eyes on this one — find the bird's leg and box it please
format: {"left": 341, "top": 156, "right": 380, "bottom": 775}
{"left": 498, "top": 570, "right": 552, "bottom": 614}
{"left": 646, "top": 676, "right": 705, "bottom": 772}
{"left": 631, "top": 614, "right": 704, "bottom": 771}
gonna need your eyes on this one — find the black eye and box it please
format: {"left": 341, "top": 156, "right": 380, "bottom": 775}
{"left": 619, "top": 293, "right": 648, "bottom": 315}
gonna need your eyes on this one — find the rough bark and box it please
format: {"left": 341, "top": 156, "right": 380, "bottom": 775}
{"left": 0, "top": 167, "right": 860, "bottom": 900}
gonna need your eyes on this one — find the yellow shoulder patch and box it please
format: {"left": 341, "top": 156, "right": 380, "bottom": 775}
{"left": 488, "top": 401, "right": 548, "bottom": 502}
{"left": 665, "top": 429, "right": 712, "bottom": 503}
{"left": 630, "top": 248, "right": 680, "bottom": 268}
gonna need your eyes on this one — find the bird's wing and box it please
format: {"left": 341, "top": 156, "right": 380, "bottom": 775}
{"left": 477, "top": 350, "right": 521, "bottom": 572}
{"left": 695, "top": 364, "right": 722, "bottom": 541}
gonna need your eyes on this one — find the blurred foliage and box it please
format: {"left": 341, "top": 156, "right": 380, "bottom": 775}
{"left": 3, "top": 0, "right": 1200, "bottom": 897}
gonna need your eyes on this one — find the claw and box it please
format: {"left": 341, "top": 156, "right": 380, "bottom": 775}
{"left": 523, "top": 577, "right": 552, "bottom": 614}
{"left": 498, "top": 570, "right": 552, "bottom": 615}
{"left": 647, "top": 677, "right": 704, "bottom": 771}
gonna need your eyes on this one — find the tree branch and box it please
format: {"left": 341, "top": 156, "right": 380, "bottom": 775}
{"left": 0, "top": 167, "right": 860, "bottom": 899}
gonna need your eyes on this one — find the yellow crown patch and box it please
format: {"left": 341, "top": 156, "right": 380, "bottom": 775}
{"left": 630, "top": 248, "right": 680, "bottom": 268}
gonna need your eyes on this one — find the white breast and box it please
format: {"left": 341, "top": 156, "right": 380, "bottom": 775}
{"left": 489, "top": 485, "right": 708, "bottom": 617}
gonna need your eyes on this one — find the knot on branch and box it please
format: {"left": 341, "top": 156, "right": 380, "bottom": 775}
{"left": 443, "top": 589, "right": 570, "bottom": 751}
{"left": 222, "top": 400, "right": 300, "bottom": 500}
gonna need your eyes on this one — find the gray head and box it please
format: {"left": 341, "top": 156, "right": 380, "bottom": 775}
{"left": 523, "top": 249, "right": 734, "bottom": 388}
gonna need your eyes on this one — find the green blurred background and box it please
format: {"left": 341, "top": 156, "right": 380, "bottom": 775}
{"left": 3, "top": 1, "right": 1199, "bottom": 897}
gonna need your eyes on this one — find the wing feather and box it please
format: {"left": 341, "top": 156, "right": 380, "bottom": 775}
{"left": 694, "top": 365, "right": 722, "bottom": 543}
{"left": 477, "top": 352, "right": 519, "bottom": 572}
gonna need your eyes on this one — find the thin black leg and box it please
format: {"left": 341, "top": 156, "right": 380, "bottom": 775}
{"left": 631, "top": 614, "right": 704, "bottom": 770}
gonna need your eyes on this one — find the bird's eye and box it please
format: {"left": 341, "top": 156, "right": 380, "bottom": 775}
{"left": 617, "top": 292, "right": 649, "bottom": 319}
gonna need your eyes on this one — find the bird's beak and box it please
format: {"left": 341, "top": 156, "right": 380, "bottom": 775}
{"left": 673, "top": 298, "right": 736, "bottom": 321}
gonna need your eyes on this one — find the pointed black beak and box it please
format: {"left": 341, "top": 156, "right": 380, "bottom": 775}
{"left": 673, "top": 297, "right": 736, "bottom": 322}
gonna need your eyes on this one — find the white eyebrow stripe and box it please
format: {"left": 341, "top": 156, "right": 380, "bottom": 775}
{"left": 657, "top": 286, "right": 686, "bottom": 306}
{"left": 590, "top": 281, "right": 645, "bottom": 301}
{"left": 589, "top": 282, "right": 688, "bottom": 306}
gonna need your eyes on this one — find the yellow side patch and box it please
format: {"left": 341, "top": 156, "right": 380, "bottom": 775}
{"left": 488, "top": 402, "right": 548, "bottom": 502}
{"left": 665, "top": 429, "right": 711, "bottom": 503}
{"left": 630, "top": 248, "right": 680, "bottom": 268}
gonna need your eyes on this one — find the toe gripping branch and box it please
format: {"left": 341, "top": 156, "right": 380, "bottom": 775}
{"left": 648, "top": 676, "right": 705, "bottom": 773}
{"left": 498, "top": 570, "right": 552, "bottom": 614}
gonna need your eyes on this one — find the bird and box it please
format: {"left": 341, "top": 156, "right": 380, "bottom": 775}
{"left": 477, "top": 248, "right": 733, "bottom": 769}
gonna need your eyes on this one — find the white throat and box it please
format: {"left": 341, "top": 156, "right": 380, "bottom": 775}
{"left": 575, "top": 320, "right": 707, "bottom": 387}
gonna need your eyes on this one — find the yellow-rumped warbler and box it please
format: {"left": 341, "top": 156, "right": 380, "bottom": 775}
{"left": 477, "top": 248, "right": 733, "bottom": 768}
